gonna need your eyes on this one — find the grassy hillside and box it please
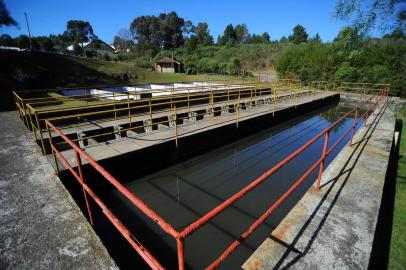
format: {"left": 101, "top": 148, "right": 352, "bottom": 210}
{"left": 0, "top": 51, "right": 253, "bottom": 110}
{"left": 137, "top": 43, "right": 285, "bottom": 74}
{"left": 0, "top": 51, "right": 228, "bottom": 90}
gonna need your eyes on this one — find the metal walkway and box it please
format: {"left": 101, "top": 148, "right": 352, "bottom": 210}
{"left": 54, "top": 91, "right": 335, "bottom": 167}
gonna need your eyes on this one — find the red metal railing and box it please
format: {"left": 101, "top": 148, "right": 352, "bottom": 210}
{"left": 45, "top": 87, "right": 388, "bottom": 270}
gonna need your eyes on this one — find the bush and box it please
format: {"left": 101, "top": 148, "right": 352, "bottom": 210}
{"left": 102, "top": 54, "right": 111, "bottom": 61}
{"left": 85, "top": 50, "right": 95, "bottom": 58}
{"left": 334, "top": 62, "right": 358, "bottom": 81}
{"left": 275, "top": 36, "right": 406, "bottom": 96}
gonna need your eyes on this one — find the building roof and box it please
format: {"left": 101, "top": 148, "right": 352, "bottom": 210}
{"left": 66, "top": 42, "right": 91, "bottom": 51}
{"left": 66, "top": 40, "right": 115, "bottom": 51}
{"left": 155, "top": 57, "right": 182, "bottom": 64}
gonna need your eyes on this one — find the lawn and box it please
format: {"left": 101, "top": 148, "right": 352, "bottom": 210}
{"left": 0, "top": 51, "right": 254, "bottom": 111}
{"left": 389, "top": 106, "right": 406, "bottom": 270}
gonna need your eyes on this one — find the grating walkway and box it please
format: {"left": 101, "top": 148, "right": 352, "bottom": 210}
{"left": 57, "top": 91, "right": 336, "bottom": 167}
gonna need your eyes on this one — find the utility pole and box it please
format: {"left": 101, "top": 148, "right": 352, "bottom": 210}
{"left": 24, "top": 12, "right": 32, "bottom": 51}
{"left": 171, "top": 50, "right": 174, "bottom": 71}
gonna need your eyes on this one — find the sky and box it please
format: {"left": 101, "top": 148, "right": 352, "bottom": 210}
{"left": 1, "top": 0, "right": 378, "bottom": 43}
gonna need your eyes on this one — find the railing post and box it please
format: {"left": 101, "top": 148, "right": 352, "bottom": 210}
{"left": 74, "top": 150, "right": 94, "bottom": 226}
{"left": 236, "top": 92, "right": 240, "bottom": 128}
{"left": 187, "top": 88, "right": 190, "bottom": 112}
{"left": 46, "top": 121, "right": 60, "bottom": 174}
{"left": 113, "top": 92, "right": 117, "bottom": 119}
{"left": 127, "top": 95, "right": 132, "bottom": 127}
{"left": 317, "top": 131, "right": 329, "bottom": 189}
{"left": 177, "top": 238, "right": 185, "bottom": 270}
{"left": 210, "top": 90, "right": 214, "bottom": 118}
{"left": 149, "top": 98, "right": 153, "bottom": 123}
{"left": 174, "top": 104, "right": 178, "bottom": 147}
{"left": 349, "top": 108, "right": 358, "bottom": 146}
{"left": 364, "top": 98, "right": 371, "bottom": 126}
{"left": 34, "top": 111, "right": 46, "bottom": 154}
{"left": 272, "top": 96, "right": 276, "bottom": 117}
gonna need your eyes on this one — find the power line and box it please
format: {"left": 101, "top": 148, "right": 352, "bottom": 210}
{"left": 24, "top": 12, "right": 32, "bottom": 51}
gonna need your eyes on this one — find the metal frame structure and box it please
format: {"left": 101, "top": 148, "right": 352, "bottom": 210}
{"left": 15, "top": 79, "right": 388, "bottom": 156}
{"left": 14, "top": 80, "right": 302, "bottom": 128}
{"left": 44, "top": 83, "right": 389, "bottom": 269}
{"left": 24, "top": 83, "right": 312, "bottom": 154}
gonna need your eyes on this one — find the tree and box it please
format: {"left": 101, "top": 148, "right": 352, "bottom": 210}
{"left": 235, "top": 24, "right": 249, "bottom": 44}
{"left": 158, "top": 12, "right": 185, "bottom": 48}
{"left": 334, "top": 27, "right": 363, "bottom": 51}
{"left": 193, "top": 22, "right": 213, "bottom": 46}
{"left": 218, "top": 24, "right": 237, "bottom": 45}
{"left": 335, "top": 0, "right": 406, "bottom": 33}
{"left": 309, "top": 33, "right": 322, "bottom": 43}
{"left": 0, "top": 0, "right": 17, "bottom": 27}
{"left": 186, "top": 35, "right": 198, "bottom": 52}
{"left": 64, "top": 20, "right": 97, "bottom": 47}
{"left": 289, "top": 25, "right": 308, "bottom": 44}
{"left": 383, "top": 28, "right": 406, "bottom": 40}
{"left": 42, "top": 38, "right": 54, "bottom": 51}
{"left": 130, "top": 15, "right": 161, "bottom": 51}
{"left": 31, "top": 39, "right": 40, "bottom": 51}
{"left": 279, "top": 36, "right": 288, "bottom": 43}
{"left": 114, "top": 28, "right": 134, "bottom": 51}
{"left": 49, "top": 34, "right": 70, "bottom": 52}
{"left": 182, "top": 20, "right": 193, "bottom": 37}
{"left": 0, "top": 34, "right": 13, "bottom": 47}
{"left": 16, "top": 35, "right": 30, "bottom": 50}
{"left": 246, "top": 33, "right": 266, "bottom": 44}
{"left": 130, "top": 11, "right": 186, "bottom": 51}
{"left": 262, "top": 32, "right": 270, "bottom": 43}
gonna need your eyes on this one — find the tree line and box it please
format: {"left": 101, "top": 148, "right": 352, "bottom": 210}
{"left": 276, "top": 27, "right": 406, "bottom": 96}
{"left": 0, "top": 9, "right": 313, "bottom": 54}
{"left": 1, "top": 0, "right": 405, "bottom": 96}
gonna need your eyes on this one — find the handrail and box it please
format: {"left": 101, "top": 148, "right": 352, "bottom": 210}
{"left": 45, "top": 86, "right": 389, "bottom": 269}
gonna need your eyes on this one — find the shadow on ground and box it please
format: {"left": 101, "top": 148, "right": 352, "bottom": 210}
{"left": 260, "top": 99, "right": 396, "bottom": 269}
{"left": 0, "top": 51, "right": 127, "bottom": 112}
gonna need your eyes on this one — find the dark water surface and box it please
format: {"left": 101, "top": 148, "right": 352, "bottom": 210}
{"left": 94, "top": 102, "right": 366, "bottom": 270}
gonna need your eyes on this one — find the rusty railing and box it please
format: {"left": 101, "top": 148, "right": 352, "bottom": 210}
{"left": 45, "top": 87, "right": 389, "bottom": 269}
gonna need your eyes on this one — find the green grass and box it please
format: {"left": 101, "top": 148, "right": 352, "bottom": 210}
{"left": 0, "top": 51, "right": 252, "bottom": 91}
{"left": 0, "top": 51, "right": 252, "bottom": 110}
{"left": 389, "top": 107, "right": 406, "bottom": 270}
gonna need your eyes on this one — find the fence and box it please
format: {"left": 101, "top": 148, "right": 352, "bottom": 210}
{"left": 45, "top": 83, "right": 389, "bottom": 269}
{"left": 28, "top": 84, "right": 316, "bottom": 154}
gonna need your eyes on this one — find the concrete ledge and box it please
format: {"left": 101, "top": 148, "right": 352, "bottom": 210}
{"left": 0, "top": 111, "right": 117, "bottom": 269}
{"left": 243, "top": 98, "right": 395, "bottom": 269}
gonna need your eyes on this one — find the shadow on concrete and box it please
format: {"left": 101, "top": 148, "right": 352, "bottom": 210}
{"left": 0, "top": 51, "right": 127, "bottom": 112}
{"left": 367, "top": 118, "right": 400, "bottom": 270}
{"left": 265, "top": 99, "right": 390, "bottom": 269}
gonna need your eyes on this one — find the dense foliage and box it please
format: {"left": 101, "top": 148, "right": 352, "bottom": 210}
{"left": 152, "top": 43, "right": 286, "bottom": 75}
{"left": 276, "top": 27, "right": 406, "bottom": 96}
{"left": 1, "top": 6, "right": 405, "bottom": 96}
{"left": 0, "top": 0, "right": 17, "bottom": 27}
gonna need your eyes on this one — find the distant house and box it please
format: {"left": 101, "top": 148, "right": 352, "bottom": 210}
{"left": 66, "top": 39, "right": 115, "bottom": 55}
{"left": 155, "top": 57, "right": 183, "bottom": 73}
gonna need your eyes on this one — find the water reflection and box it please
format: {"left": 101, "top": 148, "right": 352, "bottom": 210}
{"left": 111, "top": 102, "right": 366, "bottom": 270}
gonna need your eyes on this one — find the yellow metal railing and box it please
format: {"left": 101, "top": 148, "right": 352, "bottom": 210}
{"left": 13, "top": 79, "right": 389, "bottom": 155}
{"left": 46, "top": 89, "right": 317, "bottom": 155}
